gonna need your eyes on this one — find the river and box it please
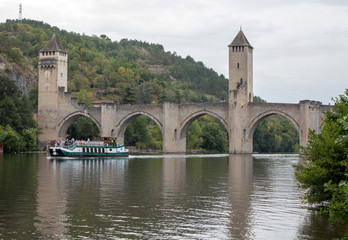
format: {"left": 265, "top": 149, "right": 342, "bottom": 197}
{"left": 0, "top": 153, "right": 346, "bottom": 239}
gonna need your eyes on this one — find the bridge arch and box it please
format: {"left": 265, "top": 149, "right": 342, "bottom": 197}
{"left": 246, "top": 110, "right": 301, "bottom": 148}
{"left": 116, "top": 111, "right": 163, "bottom": 139}
{"left": 57, "top": 111, "right": 101, "bottom": 139}
{"left": 180, "top": 110, "right": 229, "bottom": 139}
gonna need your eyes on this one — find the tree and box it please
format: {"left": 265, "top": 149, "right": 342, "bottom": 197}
{"left": 0, "top": 76, "right": 37, "bottom": 133}
{"left": 295, "top": 89, "right": 348, "bottom": 224}
{"left": 124, "top": 116, "right": 150, "bottom": 148}
{"left": 66, "top": 116, "right": 100, "bottom": 140}
{"left": 22, "top": 128, "right": 39, "bottom": 151}
{"left": 0, "top": 125, "right": 24, "bottom": 153}
{"left": 186, "top": 120, "right": 203, "bottom": 150}
{"left": 253, "top": 115, "right": 299, "bottom": 153}
{"left": 201, "top": 122, "right": 228, "bottom": 153}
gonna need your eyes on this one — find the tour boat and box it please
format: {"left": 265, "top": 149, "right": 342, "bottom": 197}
{"left": 49, "top": 138, "right": 128, "bottom": 157}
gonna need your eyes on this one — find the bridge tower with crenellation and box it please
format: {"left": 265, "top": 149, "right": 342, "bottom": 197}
{"left": 38, "top": 34, "right": 68, "bottom": 145}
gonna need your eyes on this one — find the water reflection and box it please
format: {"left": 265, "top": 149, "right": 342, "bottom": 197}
{"left": 227, "top": 154, "right": 253, "bottom": 240}
{"left": 162, "top": 157, "right": 186, "bottom": 200}
{"left": 35, "top": 154, "right": 69, "bottom": 239}
{"left": 0, "top": 153, "right": 347, "bottom": 239}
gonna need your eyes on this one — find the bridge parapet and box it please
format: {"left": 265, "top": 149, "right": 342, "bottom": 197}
{"left": 299, "top": 100, "right": 322, "bottom": 105}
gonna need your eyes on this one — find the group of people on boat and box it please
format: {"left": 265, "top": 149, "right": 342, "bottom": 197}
{"left": 55, "top": 138, "right": 91, "bottom": 147}
{"left": 54, "top": 137, "right": 119, "bottom": 148}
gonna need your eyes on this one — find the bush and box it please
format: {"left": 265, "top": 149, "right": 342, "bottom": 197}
{"left": 0, "top": 125, "right": 24, "bottom": 153}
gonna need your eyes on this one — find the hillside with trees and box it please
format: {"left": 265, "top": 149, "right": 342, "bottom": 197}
{"left": 0, "top": 19, "right": 228, "bottom": 105}
{"left": 0, "top": 19, "right": 299, "bottom": 153}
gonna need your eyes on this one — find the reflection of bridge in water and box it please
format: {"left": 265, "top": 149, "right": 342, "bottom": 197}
{"left": 38, "top": 31, "right": 329, "bottom": 153}
{"left": 35, "top": 155, "right": 253, "bottom": 238}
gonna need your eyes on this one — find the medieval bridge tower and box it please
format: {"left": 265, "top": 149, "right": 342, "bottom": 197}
{"left": 38, "top": 32, "right": 329, "bottom": 153}
{"left": 38, "top": 34, "right": 68, "bottom": 143}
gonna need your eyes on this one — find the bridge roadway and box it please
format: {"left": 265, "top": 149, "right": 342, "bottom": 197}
{"left": 52, "top": 87, "right": 329, "bottom": 154}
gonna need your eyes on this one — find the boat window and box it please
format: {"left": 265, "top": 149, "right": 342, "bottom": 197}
{"left": 83, "top": 148, "right": 85, "bottom": 153}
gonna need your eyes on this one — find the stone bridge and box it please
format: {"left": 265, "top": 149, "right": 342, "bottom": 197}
{"left": 47, "top": 87, "right": 329, "bottom": 153}
{"left": 37, "top": 31, "right": 330, "bottom": 153}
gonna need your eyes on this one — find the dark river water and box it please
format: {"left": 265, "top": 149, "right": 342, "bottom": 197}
{"left": 0, "top": 153, "right": 347, "bottom": 239}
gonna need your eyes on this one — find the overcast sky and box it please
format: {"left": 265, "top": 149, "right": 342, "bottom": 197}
{"left": 1, "top": 0, "right": 347, "bottom": 104}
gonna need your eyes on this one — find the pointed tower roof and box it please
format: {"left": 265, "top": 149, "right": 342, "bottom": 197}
{"left": 228, "top": 30, "right": 253, "bottom": 49}
{"left": 39, "top": 34, "right": 67, "bottom": 53}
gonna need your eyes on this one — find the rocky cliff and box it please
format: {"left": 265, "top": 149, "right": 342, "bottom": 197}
{"left": 0, "top": 54, "right": 37, "bottom": 95}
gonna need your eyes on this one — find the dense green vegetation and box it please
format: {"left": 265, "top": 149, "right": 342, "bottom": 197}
{"left": 295, "top": 90, "right": 348, "bottom": 225}
{"left": 252, "top": 96, "right": 299, "bottom": 153}
{"left": 0, "top": 19, "right": 300, "bottom": 153}
{"left": 124, "top": 116, "right": 162, "bottom": 150}
{"left": 186, "top": 115, "right": 228, "bottom": 153}
{"left": 253, "top": 115, "right": 299, "bottom": 153}
{"left": 122, "top": 114, "right": 229, "bottom": 153}
{"left": 0, "top": 76, "right": 38, "bottom": 153}
{"left": 0, "top": 19, "right": 228, "bottom": 105}
{"left": 66, "top": 116, "right": 100, "bottom": 140}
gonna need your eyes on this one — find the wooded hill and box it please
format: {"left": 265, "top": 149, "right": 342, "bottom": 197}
{"left": 0, "top": 19, "right": 228, "bottom": 105}
{"left": 0, "top": 19, "right": 299, "bottom": 153}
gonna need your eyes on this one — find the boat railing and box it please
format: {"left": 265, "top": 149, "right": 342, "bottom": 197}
{"left": 72, "top": 141, "right": 107, "bottom": 147}
{"left": 58, "top": 140, "right": 124, "bottom": 149}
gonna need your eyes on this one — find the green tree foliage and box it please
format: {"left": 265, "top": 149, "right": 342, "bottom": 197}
{"left": 186, "top": 121, "right": 203, "bottom": 150}
{"left": 77, "top": 89, "right": 94, "bottom": 108}
{"left": 124, "top": 116, "right": 162, "bottom": 149}
{"left": 253, "top": 115, "right": 299, "bottom": 153}
{"left": 28, "top": 87, "right": 38, "bottom": 109}
{"left": 295, "top": 89, "right": 348, "bottom": 224}
{"left": 0, "top": 19, "right": 228, "bottom": 104}
{"left": 66, "top": 116, "right": 100, "bottom": 140}
{"left": 0, "top": 20, "right": 300, "bottom": 154}
{"left": 0, "top": 76, "right": 37, "bottom": 133}
{"left": 323, "top": 177, "right": 348, "bottom": 224}
{"left": 186, "top": 115, "right": 228, "bottom": 153}
{"left": 0, "top": 125, "right": 24, "bottom": 153}
{"left": 0, "top": 76, "right": 38, "bottom": 153}
{"left": 22, "top": 128, "right": 39, "bottom": 151}
{"left": 252, "top": 96, "right": 299, "bottom": 153}
{"left": 201, "top": 122, "right": 228, "bottom": 153}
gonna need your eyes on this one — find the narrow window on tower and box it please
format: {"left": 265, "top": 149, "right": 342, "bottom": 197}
{"left": 237, "top": 63, "right": 239, "bottom": 69}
